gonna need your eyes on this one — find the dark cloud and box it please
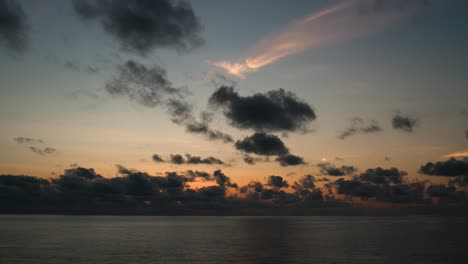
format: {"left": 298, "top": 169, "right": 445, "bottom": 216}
{"left": 338, "top": 117, "right": 382, "bottom": 139}
{"left": 72, "top": 0, "right": 204, "bottom": 55}
{"left": 317, "top": 162, "right": 357, "bottom": 176}
{"left": 209, "top": 86, "right": 316, "bottom": 133}
{"left": 392, "top": 113, "right": 418, "bottom": 132}
{"left": 106, "top": 60, "right": 233, "bottom": 143}
{"left": 14, "top": 137, "right": 43, "bottom": 144}
{"left": 235, "top": 133, "right": 289, "bottom": 156}
{"left": 185, "top": 170, "right": 212, "bottom": 181}
{"left": 159, "top": 154, "right": 225, "bottom": 165}
{"left": 358, "top": 167, "right": 407, "bottom": 184}
{"left": 243, "top": 154, "right": 256, "bottom": 165}
{"left": 106, "top": 60, "right": 184, "bottom": 107}
{"left": 213, "top": 170, "right": 237, "bottom": 188}
{"left": 293, "top": 175, "right": 316, "bottom": 190}
{"left": 29, "top": 147, "right": 56, "bottom": 156}
{"left": 276, "top": 154, "right": 306, "bottom": 167}
{"left": 419, "top": 158, "right": 468, "bottom": 177}
{"left": 152, "top": 154, "right": 164, "bottom": 162}
{"left": 0, "top": 0, "right": 28, "bottom": 52}
{"left": 465, "top": 129, "right": 468, "bottom": 140}
{"left": 266, "top": 175, "right": 289, "bottom": 189}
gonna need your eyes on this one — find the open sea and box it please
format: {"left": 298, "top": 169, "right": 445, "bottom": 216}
{"left": 0, "top": 215, "right": 467, "bottom": 264}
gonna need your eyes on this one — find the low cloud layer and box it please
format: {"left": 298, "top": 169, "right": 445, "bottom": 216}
{"left": 0, "top": 0, "right": 28, "bottom": 52}
{"left": 209, "top": 86, "right": 316, "bottom": 133}
{"left": 1, "top": 164, "right": 466, "bottom": 214}
{"left": 419, "top": 158, "right": 468, "bottom": 177}
{"left": 392, "top": 113, "right": 418, "bottom": 132}
{"left": 338, "top": 117, "right": 382, "bottom": 139}
{"left": 72, "top": 0, "right": 204, "bottom": 55}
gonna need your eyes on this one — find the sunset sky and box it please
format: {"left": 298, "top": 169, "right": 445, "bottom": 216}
{"left": 1, "top": 0, "right": 468, "bottom": 188}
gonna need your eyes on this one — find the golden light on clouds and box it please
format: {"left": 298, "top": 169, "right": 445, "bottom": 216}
{"left": 211, "top": 0, "right": 405, "bottom": 78}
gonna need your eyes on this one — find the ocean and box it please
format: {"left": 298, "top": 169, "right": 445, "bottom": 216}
{"left": 0, "top": 215, "right": 466, "bottom": 263}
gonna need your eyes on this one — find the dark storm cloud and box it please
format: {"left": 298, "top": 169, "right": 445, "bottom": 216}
{"left": 161, "top": 154, "right": 225, "bottom": 165}
{"left": 338, "top": 117, "right": 382, "bottom": 139}
{"left": 0, "top": 0, "right": 28, "bottom": 52}
{"left": 235, "top": 133, "right": 289, "bottom": 156}
{"left": 317, "top": 162, "right": 357, "bottom": 176}
{"left": 209, "top": 86, "right": 316, "bottom": 133}
{"left": 266, "top": 175, "right": 289, "bottom": 189}
{"left": 419, "top": 158, "right": 468, "bottom": 177}
{"left": 29, "top": 147, "right": 56, "bottom": 156}
{"left": 72, "top": 0, "right": 204, "bottom": 55}
{"left": 358, "top": 167, "right": 407, "bottom": 184}
{"left": 276, "top": 154, "right": 306, "bottom": 167}
{"left": 106, "top": 60, "right": 233, "bottom": 143}
{"left": 392, "top": 113, "right": 418, "bottom": 132}
{"left": 213, "top": 170, "right": 237, "bottom": 188}
{"left": 13, "top": 137, "right": 43, "bottom": 144}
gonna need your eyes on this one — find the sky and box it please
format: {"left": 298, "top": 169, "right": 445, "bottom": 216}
{"left": 1, "top": 0, "right": 468, "bottom": 210}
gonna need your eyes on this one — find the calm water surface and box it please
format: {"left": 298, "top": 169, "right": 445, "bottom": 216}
{"left": 0, "top": 215, "right": 467, "bottom": 264}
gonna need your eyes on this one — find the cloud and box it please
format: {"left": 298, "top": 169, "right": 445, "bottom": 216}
{"left": 317, "top": 162, "right": 357, "bottom": 176}
{"left": 293, "top": 175, "right": 316, "bottom": 190}
{"left": 156, "top": 153, "right": 225, "bottom": 165}
{"left": 211, "top": 0, "right": 412, "bottom": 78}
{"left": 235, "top": 133, "right": 289, "bottom": 156}
{"left": 106, "top": 60, "right": 233, "bottom": 143}
{"left": 14, "top": 137, "right": 43, "bottom": 144}
{"left": 392, "top": 113, "right": 418, "bottom": 132}
{"left": 444, "top": 151, "right": 468, "bottom": 159}
{"left": 106, "top": 60, "right": 184, "bottom": 107}
{"left": 0, "top": 0, "right": 28, "bottom": 52}
{"left": 213, "top": 169, "right": 237, "bottom": 188}
{"left": 152, "top": 154, "right": 164, "bottom": 162}
{"left": 28, "top": 147, "right": 56, "bottom": 156}
{"left": 358, "top": 167, "right": 407, "bottom": 184}
{"left": 338, "top": 117, "right": 382, "bottom": 139}
{"left": 72, "top": 0, "right": 204, "bottom": 55}
{"left": 465, "top": 129, "right": 468, "bottom": 140}
{"left": 209, "top": 86, "right": 316, "bottom": 133}
{"left": 266, "top": 175, "right": 289, "bottom": 189}
{"left": 64, "top": 60, "right": 100, "bottom": 75}
{"left": 276, "top": 154, "right": 306, "bottom": 167}
{"left": 419, "top": 158, "right": 468, "bottom": 177}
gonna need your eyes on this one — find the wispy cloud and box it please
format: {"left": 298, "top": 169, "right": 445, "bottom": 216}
{"left": 211, "top": 0, "right": 410, "bottom": 78}
{"left": 444, "top": 151, "right": 468, "bottom": 158}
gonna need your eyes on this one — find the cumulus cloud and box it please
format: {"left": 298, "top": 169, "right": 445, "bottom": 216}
{"left": 392, "top": 113, "right": 418, "bottom": 132}
{"left": 72, "top": 0, "right": 204, "bottom": 55}
{"left": 235, "top": 132, "right": 305, "bottom": 166}
{"left": 317, "top": 162, "right": 357, "bottom": 176}
{"left": 338, "top": 117, "right": 382, "bottom": 139}
{"left": 213, "top": 169, "right": 237, "bottom": 188}
{"left": 358, "top": 167, "right": 407, "bottom": 184}
{"left": 235, "top": 133, "right": 289, "bottom": 156}
{"left": 152, "top": 154, "right": 164, "bottom": 162}
{"left": 0, "top": 0, "right": 28, "bottom": 52}
{"left": 293, "top": 175, "right": 316, "bottom": 190}
{"left": 14, "top": 137, "right": 43, "bottom": 144}
{"left": 266, "top": 175, "right": 289, "bottom": 189}
{"left": 419, "top": 158, "right": 468, "bottom": 177}
{"left": 276, "top": 154, "right": 306, "bottom": 167}
{"left": 106, "top": 60, "right": 233, "bottom": 143}
{"left": 209, "top": 86, "right": 316, "bottom": 133}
